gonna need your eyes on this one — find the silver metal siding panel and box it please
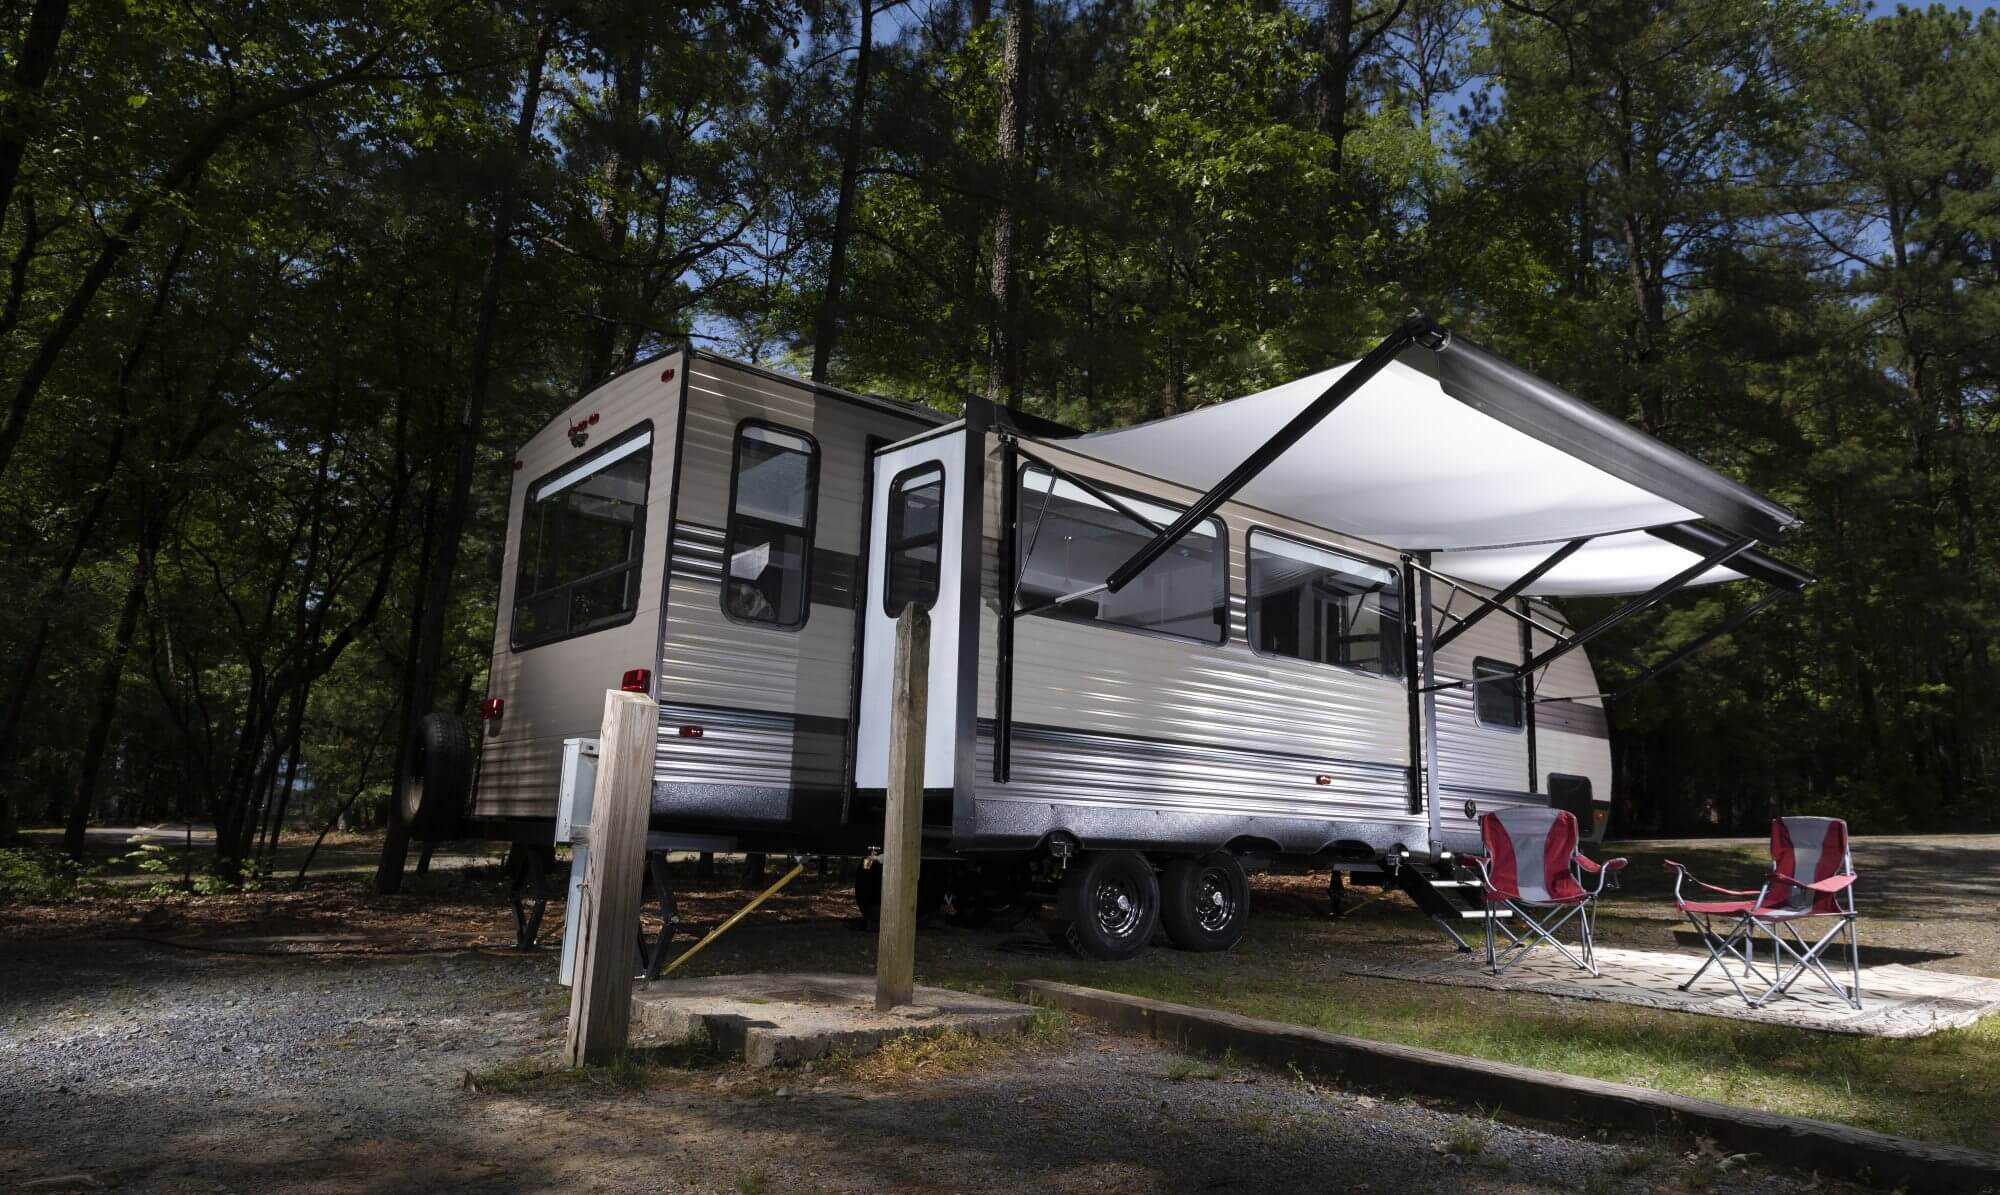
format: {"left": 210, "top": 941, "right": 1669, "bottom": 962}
{"left": 972, "top": 432, "right": 1411, "bottom": 829}
{"left": 653, "top": 361, "right": 928, "bottom": 792}
{"left": 474, "top": 355, "right": 683, "bottom": 820}
{"left": 1530, "top": 608, "right": 1612, "bottom": 800}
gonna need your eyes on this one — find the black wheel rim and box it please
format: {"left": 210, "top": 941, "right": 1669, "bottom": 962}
{"left": 1194, "top": 868, "right": 1236, "bottom": 933}
{"left": 1093, "top": 876, "right": 1144, "bottom": 939}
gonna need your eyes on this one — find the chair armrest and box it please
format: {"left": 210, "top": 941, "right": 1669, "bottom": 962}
{"left": 1773, "top": 871, "right": 1856, "bottom": 894}
{"left": 1662, "top": 860, "right": 1762, "bottom": 899}
{"left": 1578, "top": 854, "right": 1627, "bottom": 894}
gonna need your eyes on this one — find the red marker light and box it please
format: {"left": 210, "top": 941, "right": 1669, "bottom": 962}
{"left": 677, "top": 725, "right": 704, "bottom": 739}
{"left": 1314, "top": 774, "right": 1332, "bottom": 786}
{"left": 481, "top": 697, "right": 504, "bottom": 720}
{"left": 620, "top": 668, "right": 652, "bottom": 693}
{"left": 660, "top": 367, "right": 676, "bottom": 383}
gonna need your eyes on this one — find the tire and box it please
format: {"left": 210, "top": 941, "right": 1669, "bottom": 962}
{"left": 395, "top": 713, "right": 470, "bottom": 842}
{"left": 1048, "top": 851, "right": 1160, "bottom": 961}
{"left": 1159, "top": 852, "right": 1250, "bottom": 952}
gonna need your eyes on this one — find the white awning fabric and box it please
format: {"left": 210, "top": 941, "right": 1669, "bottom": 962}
{"left": 1060, "top": 354, "right": 1795, "bottom": 597}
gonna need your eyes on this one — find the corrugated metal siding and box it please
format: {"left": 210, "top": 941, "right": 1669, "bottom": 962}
{"left": 475, "top": 354, "right": 684, "bottom": 820}
{"left": 971, "top": 435, "right": 1411, "bottom": 830}
{"left": 1530, "top": 608, "right": 1612, "bottom": 802}
{"left": 653, "top": 358, "right": 932, "bottom": 796}
{"left": 1430, "top": 604, "right": 1531, "bottom": 800}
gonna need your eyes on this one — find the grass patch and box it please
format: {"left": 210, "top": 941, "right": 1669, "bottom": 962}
{"left": 1165, "top": 1055, "right": 1225, "bottom": 1082}
{"left": 820, "top": 1009, "right": 1069, "bottom": 1083}
{"left": 1442, "top": 1116, "right": 1493, "bottom": 1156}
{"left": 913, "top": 899, "right": 2000, "bottom": 1152}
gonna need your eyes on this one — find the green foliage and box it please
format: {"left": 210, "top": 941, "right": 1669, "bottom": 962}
{"left": 0, "top": 845, "right": 90, "bottom": 901}
{"left": 2, "top": 0, "right": 1998, "bottom": 846}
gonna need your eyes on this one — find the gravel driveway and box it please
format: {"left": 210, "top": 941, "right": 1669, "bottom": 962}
{"left": 0, "top": 936, "right": 1830, "bottom": 1193}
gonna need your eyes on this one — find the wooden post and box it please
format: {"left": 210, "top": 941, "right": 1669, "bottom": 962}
{"left": 877, "top": 604, "right": 930, "bottom": 1012}
{"left": 564, "top": 688, "right": 659, "bottom": 1067}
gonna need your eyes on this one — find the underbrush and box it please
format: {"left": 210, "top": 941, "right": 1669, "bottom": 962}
{"left": 0, "top": 845, "right": 95, "bottom": 901}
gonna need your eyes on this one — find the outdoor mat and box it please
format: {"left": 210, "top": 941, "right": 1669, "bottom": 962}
{"left": 1344, "top": 945, "right": 2000, "bottom": 1037}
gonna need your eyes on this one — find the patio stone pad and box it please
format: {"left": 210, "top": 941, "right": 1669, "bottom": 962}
{"left": 1345, "top": 945, "right": 2000, "bottom": 1037}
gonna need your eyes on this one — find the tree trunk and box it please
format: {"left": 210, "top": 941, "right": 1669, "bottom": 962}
{"left": 985, "top": 0, "right": 1029, "bottom": 405}
{"left": 377, "top": 20, "right": 556, "bottom": 893}
{"left": 63, "top": 527, "right": 157, "bottom": 857}
{"left": 811, "top": 0, "right": 875, "bottom": 383}
{"left": 0, "top": 0, "right": 71, "bottom": 242}
{"left": 579, "top": 43, "right": 643, "bottom": 392}
{"left": 1318, "top": 0, "right": 1354, "bottom": 167}
{"left": 0, "top": 52, "right": 387, "bottom": 482}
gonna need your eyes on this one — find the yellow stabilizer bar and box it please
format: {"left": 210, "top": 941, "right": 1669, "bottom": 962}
{"left": 660, "top": 860, "right": 807, "bottom": 978}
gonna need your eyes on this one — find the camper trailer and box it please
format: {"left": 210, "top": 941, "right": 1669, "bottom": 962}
{"left": 410, "top": 318, "right": 1806, "bottom": 961}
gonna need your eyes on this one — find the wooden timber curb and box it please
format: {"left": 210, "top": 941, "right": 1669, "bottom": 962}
{"left": 1018, "top": 980, "right": 2000, "bottom": 1192}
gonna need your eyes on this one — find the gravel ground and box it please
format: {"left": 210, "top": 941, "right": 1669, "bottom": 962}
{"left": 0, "top": 936, "right": 1832, "bottom": 1194}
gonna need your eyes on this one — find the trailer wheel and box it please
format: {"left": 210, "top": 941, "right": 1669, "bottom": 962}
{"left": 1159, "top": 852, "right": 1249, "bottom": 952}
{"left": 1047, "top": 851, "right": 1159, "bottom": 961}
{"left": 395, "top": 713, "right": 470, "bottom": 842}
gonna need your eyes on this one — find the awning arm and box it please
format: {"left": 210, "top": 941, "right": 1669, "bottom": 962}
{"left": 1417, "top": 532, "right": 1758, "bottom": 695}
{"left": 1605, "top": 584, "right": 1796, "bottom": 698}
{"left": 1406, "top": 559, "right": 1573, "bottom": 642}
{"left": 1013, "top": 443, "right": 1168, "bottom": 539}
{"left": 1429, "top": 537, "right": 1592, "bottom": 653}
{"left": 1518, "top": 533, "right": 1757, "bottom": 677}
{"left": 1646, "top": 522, "right": 1812, "bottom": 592}
{"left": 1103, "top": 313, "right": 1447, "bottom": 594}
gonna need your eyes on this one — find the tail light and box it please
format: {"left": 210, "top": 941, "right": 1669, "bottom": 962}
{"left": 620, "top": 668, "right": 652, "bottom": 693}
{"left": 480, "top": 697, "right": 504, "bottom": 720}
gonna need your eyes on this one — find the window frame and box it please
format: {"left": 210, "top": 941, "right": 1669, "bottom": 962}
{"left": 882, "top": 461, "right": 946, "bottom": 618}
{"left": 1243, "top": 526, "right": 1407, "bottom": 683}
{"left": 1471, "top": 655, "right": 1527, "bottom": 733}
{"left": 1011, "top": 462, "right": 1229, "bottom": 647}
{"left": 719, "top": 418, "right": 822, "bottom": 632}
{"left": 508, "top": 421, "right": 655, "bottom": 653}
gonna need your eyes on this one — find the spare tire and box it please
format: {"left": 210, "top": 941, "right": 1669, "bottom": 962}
{"left": 396, "top": 712, "right": 471, "bottom": 842}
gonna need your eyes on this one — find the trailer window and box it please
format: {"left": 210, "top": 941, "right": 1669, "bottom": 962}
{"left": 1014, "top": 466, "right": 1225, "bottom": 644}
{"left": 723, "top": 423, "right": 818, "bottom": 629}
{"left": 884, "top": 463, "right": 944, "bottom": 617}
{"left": 512, "top": 426, "right": 653, "bottom": 649}
{"left": 1473, "top": 656, "right": 1525, "bottom": 730}
{"left": 1247, "top": 531, "right": 1403, "bottom": 679}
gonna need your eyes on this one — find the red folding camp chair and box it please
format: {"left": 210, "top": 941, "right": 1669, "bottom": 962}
{"left": 1665, "top": 816, "right": 1861, "bottom": 1009}
{"left": 1470, "top": 807, "right": 1627, "bottom": 976}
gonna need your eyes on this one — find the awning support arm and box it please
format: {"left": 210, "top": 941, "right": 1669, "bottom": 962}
{"left": 1418, "top": 533, "right": 1758, "bottom": 695}
{"left": 1606, "top": 584, "right": 1796, "bottom": 699}
{"left": 1407, "top": 559, "right": 1573, "bottom": 643}
{"left": 1013, "top": 444, "right": 1168, "bottom": 541}
{"left": 1517, "top": 534, "right": 1758, "bottom": 678}
{"left": 1102, "top": 313, "right": 1446, "bottom": 594}
{"left": 1428, "top": 536, "right": 1592, "bottom": 653}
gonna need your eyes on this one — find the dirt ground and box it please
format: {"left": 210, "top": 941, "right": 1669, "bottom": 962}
{"left": 1, "top": 837, "right": 1988, "bottom": 1194}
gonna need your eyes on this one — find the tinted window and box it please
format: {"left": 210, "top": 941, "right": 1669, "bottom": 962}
{"left": 1015, "top": 466, "right": 1225, "bottom": 644}
{"left": 1247, "top": 531, "right": 1403, "bottom": 678}
{"left": 512, "top": 428, "right": 652, "bottom": 648}
{"left": 884, "top": 463, "right": 944, "bottom": 617}
{"left": 723, "top": 424, "right": 817, "bottom": 628}
{"left": 1473, "top": 656, "right": 1525, "bottom": 730}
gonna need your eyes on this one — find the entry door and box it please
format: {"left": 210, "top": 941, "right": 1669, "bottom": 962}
{"left": 854, "top": 430, "right": 965, "bottom": 791}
